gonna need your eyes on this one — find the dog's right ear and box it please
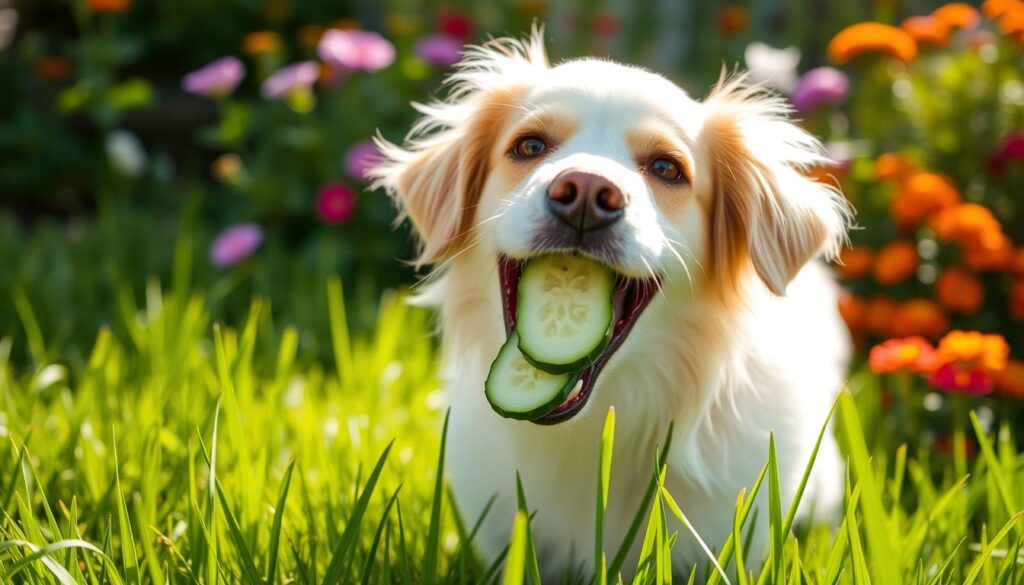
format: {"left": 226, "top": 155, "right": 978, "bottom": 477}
{"left": 370, "top": 28, "right": 548, "bottom": 266}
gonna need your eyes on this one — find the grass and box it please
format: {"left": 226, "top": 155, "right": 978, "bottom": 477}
{"left": 1, "top": 273, "right": 1024, "bottom": 583}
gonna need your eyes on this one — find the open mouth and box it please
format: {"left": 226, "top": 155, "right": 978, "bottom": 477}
{"left": 498, "top": 255, "right": 660, "bottom": 424}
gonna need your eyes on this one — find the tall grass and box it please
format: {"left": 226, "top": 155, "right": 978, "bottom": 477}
{"left": 1, "top": 276, "right": 1022, "bottom": 583}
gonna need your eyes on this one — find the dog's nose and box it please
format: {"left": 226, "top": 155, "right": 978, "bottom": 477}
{"left": 547, "top": 170, "right": 625, "bottom": 232}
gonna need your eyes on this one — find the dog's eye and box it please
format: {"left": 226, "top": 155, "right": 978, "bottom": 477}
{"left": 511, "top": 137, "right": 547, "bottom": 159}
{"left": 649, "top": 158, "right": 686, "bottom": 182}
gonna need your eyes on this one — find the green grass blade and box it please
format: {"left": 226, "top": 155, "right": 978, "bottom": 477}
{"left": 266, "top": 460, "right": 295, "bottom": 585}
{"left": 962, "top": 512, "right": 1023, "bottom": 585}
{"left": 766, "top": 433, "right": 784, "bottom": 585}
{"left": 214, "top": 481, "right": 262, "bottom": 584}
{"left": 112, "top": 434, "right": 139, "bottom": 585}
{"left": 661, "top": 485, "right": 731, "bottom": 585}
{"left": 320, "top": 440, "right": 394, "bottom": 585}
{"left": 503, "top": 511, "right": 529, "bottom": 585}
{"left": 782, "top": 397, "right": 839, "bottom": 538}
{"left": 969, "top": 412, "right": 1018, "bottom": 522}
{"left": 423, "top": 409, "right": 451, "bottom": 585}
{"left": 596, "top": 407, "right": 615, "bottom": 585}
{"left": 360, "top": 485, "right": 401, "bottom": 585}
{"left": 515, "top": 473, "right": 543, "bottom": 585}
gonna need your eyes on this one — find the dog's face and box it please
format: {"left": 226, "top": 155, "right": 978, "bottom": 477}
{"left": 373, "top": 32, "right": 849, "bottom": 423}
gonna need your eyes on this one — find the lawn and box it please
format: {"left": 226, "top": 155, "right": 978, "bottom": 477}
{"left": 1, "top": 263, "right": 1023, "bottom": 583}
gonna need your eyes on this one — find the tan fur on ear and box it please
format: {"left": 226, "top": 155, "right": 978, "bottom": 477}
{"left": 369, "top": 27, "right": 548, "bottom": 266}
{"left": 700, "top": 74, "right": 852, "bottom": 296}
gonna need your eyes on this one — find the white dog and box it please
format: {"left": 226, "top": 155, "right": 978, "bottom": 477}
{"left": 372, "top": 29, "right": 851, "bottom": 579}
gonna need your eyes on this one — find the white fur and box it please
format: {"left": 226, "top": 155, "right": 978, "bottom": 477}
{"left": 372, "top": 29, "right": 851, "bottom": 580}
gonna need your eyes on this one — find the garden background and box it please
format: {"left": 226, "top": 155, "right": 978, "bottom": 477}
{"left": 3, "top": 0, "right": 1024, "bottom": 583}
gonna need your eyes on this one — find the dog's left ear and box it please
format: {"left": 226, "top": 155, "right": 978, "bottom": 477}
{"left": 699, "top": 76, "right": 851, "bottom": 296}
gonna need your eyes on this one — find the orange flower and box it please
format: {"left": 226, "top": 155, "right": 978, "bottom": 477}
{"left": 1012, "top": 248, "right": 1024, "bottom": 275}
{"left": 901, "top": 16, "right": 951, "bottom": 46}
{"left": 1012, "top": 280, "right": 1024, "bottom": 320}
{"left": 869, "top": 337, "right": 937, "bottom": 373}
{"left": 934, "top": 330, "right": 1009, "bottom": 372}
{"left": 88, "top": 0, "right": 130, "bottom": 12}
{"left": 934, "top": 268, "right": 984, "bottom": 313}
{"left": 873, "top": 241, "right": 918, "bottom": 285}
{"left": 837, "top": 246, "right": 874, "bottom": 278}
{"left": 998, "top": 9, "right": 1024, "bottom": 42}
{"left": 934, "top": 3, "right": 981, "bottom": 29}
{"left": 891, "top": 299, "right": 950, "bottom": 338}
{"left": 930, "top": 203, "right": 1003, "bottom": 249}
{"left": 874, "top": 153, "right": 918, "bottom": 181}
{"left": 865, "top": 296, "right": 900, "bottom": 336}
{"left": 243, "top": 31, "right": 282, "bottom": 55}
{"left": 717, "top": 6, "right": 748, "bottom": 37}
{"left": 838, "top": 294, "right": 867, "bottom": 331}
{"left": 891, "top": 172, "right": 960, "bottom": 227}
{"left": 828, "top": 22, "right": 917, "bottom": 63}
{"left": 983, "top": 0, "right": 1022, "bottom": 19}
{"left": 965, "top": 232, "right": 1014, "bottom": 271}
{"left": 35, "top": 56, "right": 73, "bottom": 81}
{"left": 994, "top": 359, "right": 1024, "bottom": 398}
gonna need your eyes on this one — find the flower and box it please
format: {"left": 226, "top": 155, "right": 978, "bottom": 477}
{"left": 994, "top": 359, "right": 1024, "bottom": 398}
{"left": 88, "top": 0, "right": 130, "bottom": 13}
{"left": 1013, "top": 248, "right": 1024, "bottom": 276}
{"left": 891, "top": 299, "right": 950, "bottom": 339}
{"left": 318, "top": 29, "right": 395, "bottom": 72}
{"left": 210, "top": 223, "right": 264, "bottom": 266}
{"left": 873, "top": 241, "right": 918, "bottom": 285}
{"left": 935, "top": 268, "right": 983, "bottom": 313}
{"left": 869, "top": 337, "right": 937, "bottom": 374}
{"left": 874, "top": 153, "right": 918, "bottom": 181}
{"left": 891, "top": 172, "right": 960, "bottom": 228}
{"left": 415, "top": 35, "right": 462, "bottom": 67}
{"left": 212, "top": 153, "right": 244, "bottom": 183}
{"left": 928, "top": 330, "right": 1009, "bottom": 394}
{"left": 901, "top": 16, "right": 951, "bottom": 46}
{"left": 933, "top": 3, "right": 981, "bottom": 29}
{"left": 1011, "top": 280, "right": 1024, "bottom": 320}
{"left": 865, "top": 296, "right": 900, "bottom": 335}
{"left": 983, "top": 0, "right": 1021, "bottom": 19}
{"left": 827, "top": 22, "right": 917, "bottom": 63}
{"left": 838, "top": 294, "right": 866, "bottom": 331}
{"left": 789, "top": 67, "right": 849, "bottom": 113}
{"left": 261, "top": 61, "right": 320, "bottom": 99}
{"left": 35, "top": 56, "right": 73, "bottom": 81}
{"left": 930, "top": 203, "right": 1004, "bottom": 251}
{"left": 930, "top": 363, "right": 992, "bottom": 394}
{"left": 243, "top": 31, "right": 282, "bottom": 55}
{"left": 837, "top": 246, "right": 873, "bottom": 278}
{"left": 999, "top": 10, "right": 1024, "bottom": 44}
{"left": 182, "top": 57, "right": 245, "bottom": 98}
{"left": 594, "top": 11, "right": 618, "bottom": 36}
{"left": 965, "top": 233, "right": 1014, "bottom": 271}
{"left": 988, "top": 132, "right": 1024, "bottom": 175}
{"left": 105, "top": 130, "right": 147, "bottom": 178}
{"left": 717, "top": 6, "right": 748, "bottom": 37}
{"left": 344, "top": 141, "right": 381, "bottom": 181}
{"left": 744, "top": 43, "right": 800, "bottom": 93}
{"left": 316, "top": 183, "right": 356, "bottom": 224}
{"left": 439, "top": 9, "right": 473, "bottom": 40}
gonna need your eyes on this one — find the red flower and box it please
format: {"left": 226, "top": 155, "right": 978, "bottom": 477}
{"left": 868, "top": 337, "right": 937, "bottom": 374}
{"left": 439, "top": 10, "right": 473, "bottom": 40}
{"left": 928, "top": 363, "right": 992, "bottom": 395}
{"left": 316, "top": 183, "right": 356, "bottom": 225}
{"left": 988, "top": 132, "right": 1024, "bottom": 175}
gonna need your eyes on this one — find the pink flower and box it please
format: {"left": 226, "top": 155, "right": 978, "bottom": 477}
{"left": 988, "top": 132, "right": 1024, "bottom": 175}
{"left": 262, "top": 61, "right": 320, "bottom": 99}
{"left": 928, "top": 363, "right": 992, "bottom": 395}
{"left": 318, "top": 29, "right": 395, "bottom": 72}
{"left": 316, "top": 183, "right": 356, "bottom": 224}
{"left": 210, "top": 223, "right": 263, "bottom": 266}
{"left": 415, "top": 34, "right": 462, "bottom": 67}
{"left": 344, "top": 141, "right": 381, "bottom": 181}
{"left": 790, "top": 67, "right": 849, "bottom": 113}
{"left": 182, "top": 57, "right": 245, "bottom": 97}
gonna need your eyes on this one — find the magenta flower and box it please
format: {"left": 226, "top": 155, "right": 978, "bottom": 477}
{"left": 790, "top": 67, "right": 849, "bottom": 113}
{"left": 344, "top": 141, "right": 381, "bottom": 181}
{"left": 928, "top": 363, "right": 992, "bottom": 395}
{"left": 988, "top": 132, "right": 1024, "bottom": 175}
{"left": 210, "top": 223, "right": 264, "bottom": 266}
{"left": 182, "top": 57, "right": 245, "bottom": 98}
{"left": 318, "top": 29, "right": 395, "bottom": 72}
{"left": 316, "top": 183, "right": 356, "bottom": 225}
{"left": 415, "top": 35, "right": 462, "bottom": 67}
{"left": 262, "top": 61, "right": 320, "bottom": 99}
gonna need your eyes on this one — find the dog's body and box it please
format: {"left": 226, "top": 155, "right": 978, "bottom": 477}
{"left": 373, "top": 30, "right": 851, "bottom": 578}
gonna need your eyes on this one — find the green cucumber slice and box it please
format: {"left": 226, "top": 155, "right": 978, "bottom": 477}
{"left": 485, "top": 332, "right": 580, "bottom": 420}
{"left": 516, "top": 255, "right": 615, "bottom": 374}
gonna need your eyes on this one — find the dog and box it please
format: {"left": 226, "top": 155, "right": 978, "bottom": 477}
{"left": 371, "top": 28, "right": 852, "bottom": 579}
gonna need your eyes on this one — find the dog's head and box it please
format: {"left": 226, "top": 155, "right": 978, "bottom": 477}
{"left": 371, "top": 29, "right": 850, "bottom": 423}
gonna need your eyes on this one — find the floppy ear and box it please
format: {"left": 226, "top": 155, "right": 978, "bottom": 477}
{"left": 370, "top": 29, "right": 548, "bottom": 266}
{"left": 699, "top": 75, "right": 851, "bottom": 296}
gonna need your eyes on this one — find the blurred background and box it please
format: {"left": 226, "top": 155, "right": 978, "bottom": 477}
{"left": 1, "top": 0, "right": 1022, "bottom": 409}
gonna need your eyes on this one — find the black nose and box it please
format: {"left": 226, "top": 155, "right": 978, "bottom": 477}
{"left": 547, "top": 170, "right": 626, "bottom": 232}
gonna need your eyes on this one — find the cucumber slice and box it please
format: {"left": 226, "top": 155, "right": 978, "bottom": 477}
{"left": 516, "top": 255, "right": 615, "bottom": 373}
{"left": 485, "top": 332, "right": 580, "bottom": 420}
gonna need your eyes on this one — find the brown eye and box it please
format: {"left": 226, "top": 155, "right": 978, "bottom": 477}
{"left": 512, "top": 137, "right": 547, "bottom": 159}
{"left": 649, "top": 158, "right": 685, "bottom": 182}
